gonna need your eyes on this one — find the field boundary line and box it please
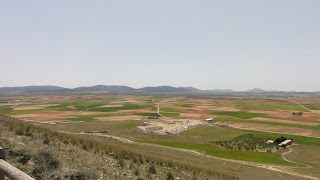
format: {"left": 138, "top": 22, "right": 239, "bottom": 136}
{"left": 228, "top": 126, "right": 320, "bottom": 138}
{"left": 291, "top": 101, "right": 319, "bottom": 114}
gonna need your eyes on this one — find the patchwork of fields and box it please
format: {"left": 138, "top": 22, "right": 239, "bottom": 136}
{"left": 1, "top": 93, "right": 320, "bottom": 179}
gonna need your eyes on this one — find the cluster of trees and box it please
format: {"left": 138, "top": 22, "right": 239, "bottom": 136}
{"left": 274, "top": 136, "right": 287, "bottom": 144}
{"left": 273, "top": 136, "right": 293, "bottom": 149}
{"left": 215, "top": 134, "right": 274, "bottom": 152}
{"left": 292, "top": 112, "right": 303, "bottom": 116}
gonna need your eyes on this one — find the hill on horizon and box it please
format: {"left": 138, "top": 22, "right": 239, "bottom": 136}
{"left": 0, "top": 85, "right": 318, "bottom": 93}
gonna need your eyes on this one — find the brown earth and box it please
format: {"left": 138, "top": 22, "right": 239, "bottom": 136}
{"left": 14, "top": 104, "right": 59, "bottom": 110}
{"left": 117, "top": 108, "right": 155, "bottom": 114}
{"left": 98, "top": 104, "right": 123, "bottom": 108}
{"left": 178, "top": 113, "right": 202, "bottom": 119}
{"left": 178, "top": 113, "right": 219, "bottom": 120}
{"left": 190, "top": 105, "right": 216, "bottom": 110}
{"left": 210, "top": 107, "right": 241, "bottom": 112}
{"left": 256, "top": 110, "right": 318, "bottom": 122}
{"left": 10, "top": 111, "right": 118, "bottom": 121}
{"left": 250, "top": 117, "right": 319, "bottom": 126}
{"left": 11, "top": 114, "right": 68, "bottom": 121}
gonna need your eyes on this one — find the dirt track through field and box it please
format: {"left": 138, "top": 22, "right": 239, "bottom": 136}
{"left": 281, "top": 145, "right": 312, "bottom": 168}
{"left": 78, "top": 132, "right": 134, "bottom": 143}
{"left": 152, "top": 98, "right": 163, "bottom": 117}
{"left": 146, "top": 143, "right": 318, "bottom": 180}
{"left": 73, "top": 131, "right": 317, "bottom": 180}
{"left": 291, "top": 101, "right": 320, "bottom": 115}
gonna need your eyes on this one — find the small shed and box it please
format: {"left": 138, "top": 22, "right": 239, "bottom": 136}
{"left": 278, "top": 140, "right": 292, "bottom": 147}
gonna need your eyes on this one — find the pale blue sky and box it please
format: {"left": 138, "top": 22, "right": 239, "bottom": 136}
{"left": 1, "top": 1, "right": 319, "bottom": 91}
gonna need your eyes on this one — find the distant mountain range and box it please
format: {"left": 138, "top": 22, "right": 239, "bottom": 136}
{"left": 0, "top": 85, "right": 318, "bottom": 93}
{"left": 139, "top": 86, "right": 189, "bottom": 92}
{"left": 0, "top": 85, "right": 66, "bottom": 92}
{"left": 73, "top": 85, "right": 135, "bottom": 92}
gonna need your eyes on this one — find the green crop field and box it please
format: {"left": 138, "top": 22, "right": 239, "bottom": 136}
{"left": 160, "top": 107, "right": 180, "bottom": 112}
{"left": 48, "top": 100, "right": 109, "bottom": 111}
{"left": 181, "top": 126, "right": 246, "bottom": 142}
{"left": 138, "top": 141, "right": 295, "bottom": 166}
{"left": 67, "top": 113, "right": 128, "bottom": 121}
{"left": 305, "top": 105, "right": 320, "bottom": 110}
{"left": 89, "top": 103, "right": 149, "bottom": 112}
{"left": 212, "top": 111, "right": 265, "bottom": 119}
{"left": 228, "top": 103, "right": 309, "bottom": 112}
{"left": 9, "top": 109, "right": 48, "bottom": 114}
{"left": 175, "top": 103, "right": 195, "bottom": 107}
{"left": 0, "top": 105, "right": 13, "bottom": 114}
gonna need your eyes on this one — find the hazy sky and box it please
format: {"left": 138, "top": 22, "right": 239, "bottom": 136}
{"left": 1, "top": 1, "right": 319, "bottom": 91}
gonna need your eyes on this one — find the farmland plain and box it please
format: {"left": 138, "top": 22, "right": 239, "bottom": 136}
{"left": 1, "top": 92, "right": 320, "bottom": 179}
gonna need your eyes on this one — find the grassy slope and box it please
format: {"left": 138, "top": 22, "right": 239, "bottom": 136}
{"left": 285, "top": 145, "right": 320, "bottom": 178}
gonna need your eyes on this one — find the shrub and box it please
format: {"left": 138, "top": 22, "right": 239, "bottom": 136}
{"left": 62, "top": 169, "right": 98, "bottom": 180}
{"left": 166, "top": 172, "right": 174, "bottom": 180}
{"left": 119, "top": 158, "right": 125, "bottom": 168}
{"left": 149, "top": 164, "right": 157, "bottom": 174}
{"left": 134, "top": 169, "right": 140, "bottom": 176}
{"left": 32, "top": 150, "right": 60, "bottom": 178}
{"left": 8, "top": 148, "right": 31, "bottom": 165}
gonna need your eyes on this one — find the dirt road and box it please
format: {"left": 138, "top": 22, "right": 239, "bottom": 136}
{"left": 291, "top": 101, "right": 318, "bottom": 114}
{"left": 281, "top": 145, "right": 312, "bottom": 168}
{"left": 152, "top": 98, "right": 163, "bottom": 117}
{"left": 80, "top": 131, "right": 317, "bottom": 180}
